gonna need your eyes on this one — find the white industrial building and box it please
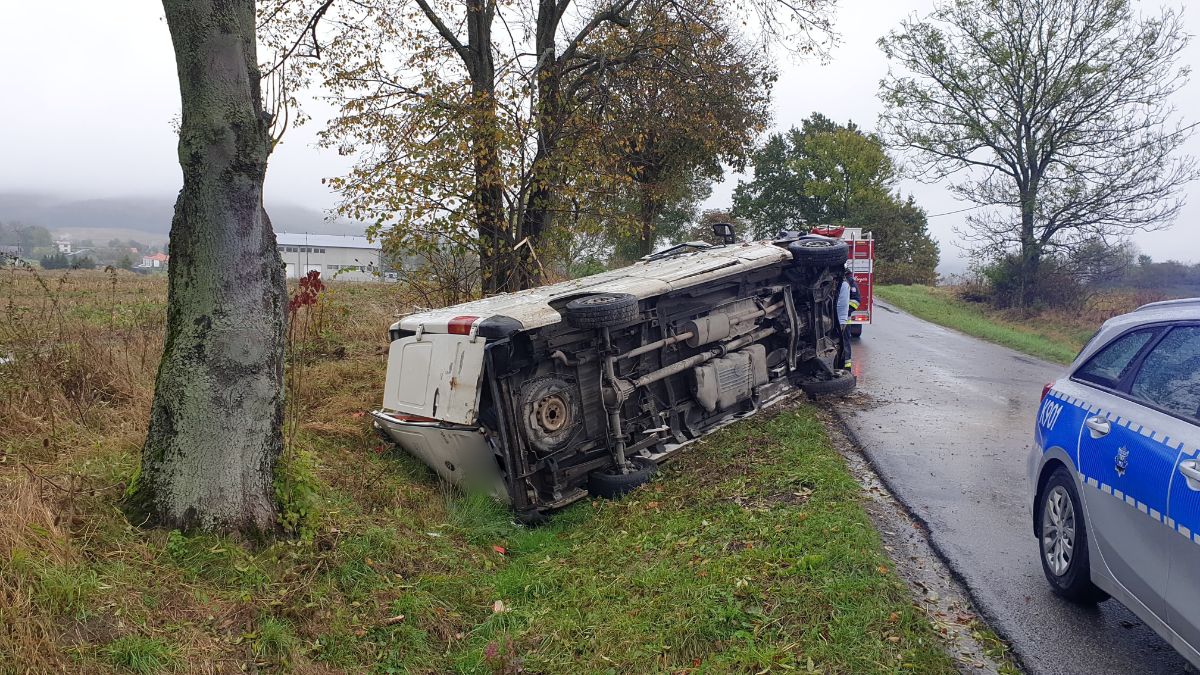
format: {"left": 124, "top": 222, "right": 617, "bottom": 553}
{"left": 276, "top": 233, "right": 383, "bottom": 281}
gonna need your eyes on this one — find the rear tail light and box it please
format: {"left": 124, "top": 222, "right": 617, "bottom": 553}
{"left": 447, "top": 315, "right": 480, "bottom": 335}
{"left": 1041, "top": 382, "right": 1053, "bottom": 401}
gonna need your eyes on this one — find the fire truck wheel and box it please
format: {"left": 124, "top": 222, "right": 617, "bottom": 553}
{"left": 849, "top": 323, "right": 863, "bottom": 338}
{"left": 787, "top": 236, "right": 849, "bottom": 267}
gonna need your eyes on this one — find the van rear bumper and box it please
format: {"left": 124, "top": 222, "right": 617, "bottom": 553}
{"left": 370, "top": 410, "right": 506, "bottom": 499}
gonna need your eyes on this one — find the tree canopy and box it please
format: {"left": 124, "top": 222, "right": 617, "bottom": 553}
{"left": 264, "top": 0, "right": 836, "bottom": 293}
{"left": 879, "top": 0, "right": 1195, "bottom": 305}
{"left": 733, "top": 114, "right": 940, "bottom": 284}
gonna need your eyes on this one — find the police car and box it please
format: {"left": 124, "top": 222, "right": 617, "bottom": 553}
{"left": 1030, "top": 298, "right": 1200, "bottom": 666}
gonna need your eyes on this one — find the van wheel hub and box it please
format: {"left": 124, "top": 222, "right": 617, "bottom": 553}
{"left": 536, "top": 395, "right": 569, "bottom": 432}
{"left": 519, "top": 376, "right": 581, "bottom": 454}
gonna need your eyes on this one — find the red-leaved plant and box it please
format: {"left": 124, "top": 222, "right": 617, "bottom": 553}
{"left": 279, "top": 270, "right": 326, "bottom": 536}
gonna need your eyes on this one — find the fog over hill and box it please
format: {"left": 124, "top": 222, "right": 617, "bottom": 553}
{"left": 0, "top": 192, "right": 369, "bottom": 241}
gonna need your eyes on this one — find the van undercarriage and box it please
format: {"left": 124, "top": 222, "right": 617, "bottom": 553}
{"left": 373, "top": 235, "right": 853, "bottom": 520}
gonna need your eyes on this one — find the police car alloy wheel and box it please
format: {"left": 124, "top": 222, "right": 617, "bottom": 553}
{"left": 1037, "top": 467, "right": 1107, "bottom": 603}
{"left": 1042, "top": 485, "right": 1075, "bottom": 576}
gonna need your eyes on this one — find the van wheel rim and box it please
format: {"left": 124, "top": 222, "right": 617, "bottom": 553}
{"left": 1041, "top": 485, "right": 1076, "bottom": 577}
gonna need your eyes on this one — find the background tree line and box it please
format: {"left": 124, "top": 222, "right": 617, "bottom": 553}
{"left": 265, "top": 0, "right": 836, "bottom": 294}
{"left": 732, "top": 113, "right": 940, "bottom": 284}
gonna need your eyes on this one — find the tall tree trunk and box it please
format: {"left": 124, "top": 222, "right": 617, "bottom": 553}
{"left": 464, "top": 0, "right": 512, "bottom": 295}
{"left": 1019, "top": 190, "right": 1040, "bottom": 307}
{"left": 511, "top": 0, "right": 565, "bottom": 291}
{"left": 125, "top": 0, "right": 286, "bottom": 534}
{"left": 638, "top": 184, "right": 659, "bottom": 257}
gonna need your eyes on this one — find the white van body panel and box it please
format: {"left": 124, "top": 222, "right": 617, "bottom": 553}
{"left": 391, "top": 242, "right": 792, "bottom": 334}
{"left": 382, "top": 334, "right": 486, "bottom": 425}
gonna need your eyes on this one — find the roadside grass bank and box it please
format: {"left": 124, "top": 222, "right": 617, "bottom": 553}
{"left": 874, "top": 284, "right": 1130, "bottom": 365}
{"left": 2, "top": 269, "right": 956, "bottom": 672}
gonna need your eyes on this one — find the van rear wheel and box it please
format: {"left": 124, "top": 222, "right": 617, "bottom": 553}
{"left": 563, "top": 293, "right": 639, "bottom": 329}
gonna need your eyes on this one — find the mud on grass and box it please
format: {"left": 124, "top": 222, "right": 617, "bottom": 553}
{"left": 2, "top": 271, "right": 957, "bottom": 672}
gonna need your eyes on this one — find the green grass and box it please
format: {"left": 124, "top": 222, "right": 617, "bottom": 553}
{"left": 876, "top": 284, "right": 1085, "bottom": 364}
{"left": 6, "top": 405, "right": 960, "bottom": 673}
{"left": 252, "top": 616, "right": 299, "bottom": 662}
{"left": 8, "top": 552, "right": 101, "bottom": 618}
{"left": 437, "top": 406, "right": 956, "bottom": 674}
{"left": 102, "top": 635, "right": 178, "bottom": 674}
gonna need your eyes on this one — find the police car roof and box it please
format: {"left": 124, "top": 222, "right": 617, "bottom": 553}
{"left": 1072, "top": 297, "right": 1200, "bottom": 367}
{"left": 1134, "top": 297, "right": 1200, "bottom": 314}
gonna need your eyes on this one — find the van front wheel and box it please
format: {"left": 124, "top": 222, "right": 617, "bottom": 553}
{"left": 588, "top": 456, "right": 657, "bottom": 499}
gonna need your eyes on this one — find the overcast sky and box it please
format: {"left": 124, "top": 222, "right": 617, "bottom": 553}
{"left": 1, "top": 0, "right": 1198, "bottom": 271}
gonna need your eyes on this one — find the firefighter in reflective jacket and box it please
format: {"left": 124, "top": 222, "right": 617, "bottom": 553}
{"left": 837, "top": 269, "right": 861, "bottom": 369}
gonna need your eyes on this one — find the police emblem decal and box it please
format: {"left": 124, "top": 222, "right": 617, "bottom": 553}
{"left": 1115, "top": 446, "right": 1129, "bottom": 477}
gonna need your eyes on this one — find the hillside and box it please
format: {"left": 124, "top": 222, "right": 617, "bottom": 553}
{"left": 0, "top": 192, "right": 368, "bottom": 241}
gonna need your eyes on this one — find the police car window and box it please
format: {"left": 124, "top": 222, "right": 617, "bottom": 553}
{"left": 1075, "top": 328, "right": 1157, "bottom": 389}
{"left": 1130, "top": 326, "right": 1200, "bottom": 422}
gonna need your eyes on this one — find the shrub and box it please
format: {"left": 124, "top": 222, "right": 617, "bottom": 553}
{"left": 978, "top": 254, "right": 1085, "bottom": 309}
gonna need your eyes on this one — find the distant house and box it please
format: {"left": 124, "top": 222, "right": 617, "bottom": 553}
{"left": 139, "top": 253, "right": 169, "bottom": 269}
{"left": 276, "top": 233, "right": 383, "bottom": 281}
{"left": 54, "top": 240, "right": 72, "bottom": 254}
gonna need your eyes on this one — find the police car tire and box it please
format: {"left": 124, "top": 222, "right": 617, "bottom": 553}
{"left": 789, "top": 236, "right": 850, "bottom": 267}
{"left": 564, "top": 293, "right": 640, "bottom": 329}
{"left": 1038, "top": 467, "right": 1109, "bottom": 603}
{"left": 588, "top": 456, "right": 657, "bottom": 499}
{"left": 801, "top": 372, "right": 856, "bottom": 397}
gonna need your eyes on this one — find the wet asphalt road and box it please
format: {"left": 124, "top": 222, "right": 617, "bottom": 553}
{"left": 836, "top": 302, "right": 1191, "bottom": 675}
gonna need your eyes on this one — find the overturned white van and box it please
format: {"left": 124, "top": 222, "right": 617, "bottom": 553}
{"left": 371, "top": 230, "right": 854, "bottom": 521}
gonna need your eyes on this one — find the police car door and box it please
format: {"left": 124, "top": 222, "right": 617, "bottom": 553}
{"left": 1072, "top": 326, "right": 1173, "bottom": 618}
{"left": 1132, "top": 325, "right": 1200, "bottom": 651}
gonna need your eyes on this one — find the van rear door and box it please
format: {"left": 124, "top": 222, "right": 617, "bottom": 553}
{"left": 382, "top": 334, "right": 486, "bottom": 425}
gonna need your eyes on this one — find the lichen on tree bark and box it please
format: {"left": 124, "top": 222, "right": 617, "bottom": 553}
{"left": 125, "top": 0, "right": 286, "bottom": 535}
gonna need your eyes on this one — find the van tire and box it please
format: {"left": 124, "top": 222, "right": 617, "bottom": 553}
{"left": 801, "top": 372, "right": 856, "bottom": 397}
{"left": 564, "top": 293, "right": 640, "bottom": 329}
{"left": 788, "top": 236, "right": 849, "bottom": 267}
{"left": 588, "top": 456, "right": 657, "bottom": 499}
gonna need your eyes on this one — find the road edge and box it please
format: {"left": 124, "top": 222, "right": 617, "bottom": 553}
{"left": 822, "top": 406, "right": 1025, "bottom": 674}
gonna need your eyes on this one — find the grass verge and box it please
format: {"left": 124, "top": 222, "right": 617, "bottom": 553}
{"left": 2, "top": 271, "right": 958, "bottom": 672}
{"left": 875, "top": 284, "right": 1090, "bottom": 364}
{"left": 452, "top": 405, "right": 956, "bottom": 673}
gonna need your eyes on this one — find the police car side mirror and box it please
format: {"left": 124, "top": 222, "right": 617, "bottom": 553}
{"left": 712, "top": 222, "right": 736, "bottom": 245}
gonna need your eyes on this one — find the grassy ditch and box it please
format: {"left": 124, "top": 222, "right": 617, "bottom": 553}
{"left": 1, "top": 269, "right": 956, "bottom": 672}
{"left": 875, "top": 284, "right": 1106, "bottom": 365}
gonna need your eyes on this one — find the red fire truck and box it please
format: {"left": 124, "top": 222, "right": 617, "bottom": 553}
{"left": 811, "top": 226, "right": 874, "bottom": 337}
